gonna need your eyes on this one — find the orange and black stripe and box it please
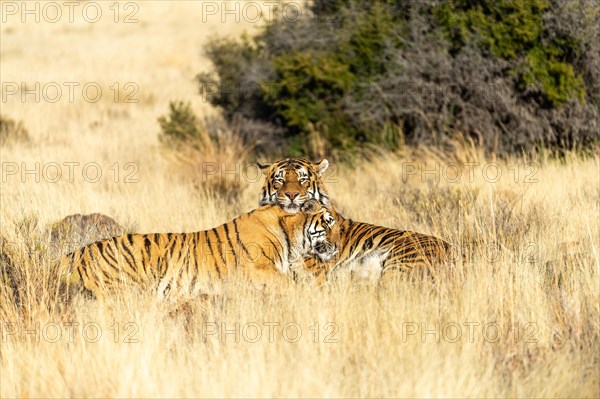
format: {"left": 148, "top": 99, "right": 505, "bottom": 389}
{"left": 59, "top": 202, "right": 340, "bottom": 298}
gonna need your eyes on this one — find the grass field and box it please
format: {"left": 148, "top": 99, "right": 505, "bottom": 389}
{"left": 1, "top": 2, "right": 599, "bottom": 398}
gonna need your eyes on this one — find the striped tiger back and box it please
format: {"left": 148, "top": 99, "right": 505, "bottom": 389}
{"left": 305, "top": 219, "right": 451, "bottom": 284}
{"left": 59, "top": 200, "right": 340, "bottom": 298}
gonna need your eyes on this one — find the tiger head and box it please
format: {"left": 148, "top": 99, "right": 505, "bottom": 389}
{"left": 258, "top": 158, "right": 330, "bottom": 214}
{"left": 300, "top": 199, "right": 339, "bottom": 262}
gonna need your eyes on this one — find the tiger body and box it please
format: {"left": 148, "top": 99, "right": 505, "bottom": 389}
{"left": 306, "top": 219, "right": 450, "bottom": 283}
{"left": 258, "top": 158, "right": 451, "bottom": 282}
{"left": 60, "top": 201, "right": 339, "bottom": 298}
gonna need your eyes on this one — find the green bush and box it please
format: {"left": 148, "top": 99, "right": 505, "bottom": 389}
{"left": 264, "top": 51, "right": 357, "bottom": 155}
{"left": 436, "top": 0, "right": 585, "bottom": 106}
{"left": 181, "top": 0, "right": 598, "bottom": 158}
{"left": 436, "top": 0, "right": 548, "bottom": 59}
{"left": 157, "top": 101, "right": 200, "bottom": 146}
{"left": 520, "top": 47, "right": 585, "bottom": 106}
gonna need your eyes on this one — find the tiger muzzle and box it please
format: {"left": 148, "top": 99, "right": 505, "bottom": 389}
{"left": 313, "top": 242, "right": 338, "bottom": 261}
{"left": 314, "top": 242, "right": 328, "bottom": 254}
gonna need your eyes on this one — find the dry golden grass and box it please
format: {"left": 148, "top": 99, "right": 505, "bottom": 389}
{"left": 1, "top": 2, "right": 599, "bottom": 398}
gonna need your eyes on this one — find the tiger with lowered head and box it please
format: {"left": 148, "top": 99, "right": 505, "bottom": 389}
{"left": 258, "top": 158, "right": 451, "bottom": 283}
{"left": 59, "top": 200, "right": 340, "bottom": 298}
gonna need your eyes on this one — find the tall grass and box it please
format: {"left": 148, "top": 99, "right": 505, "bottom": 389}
{"left": 1, "top": 3, "right": 598, "bottom": 397}
{"left": 2, "top": 143, "right": 598, "bottom": 397}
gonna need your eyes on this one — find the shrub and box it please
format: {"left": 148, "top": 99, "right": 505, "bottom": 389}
{"left": 158, "top": 101, "right": 201, "bottom": 145}
{"left": 157, "top": 101, "right": 256, "bottom": 203}
{"left": 436, "top": 0, "right": 586, "bottom": 106}
{"left": 184, "top": 0, "right": 599, "bottom": 158}
{"left": 0, "top": 115, "right": 30, "bottom": 146}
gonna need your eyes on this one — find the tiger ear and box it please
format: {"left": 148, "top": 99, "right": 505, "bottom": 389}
{"left": 301, "top": 199, "right": 320, "bottom": 214}
{"left": 314, "top": 159, "right": 329, "bottom": 176}
{"left": 257, "top": 162, "right": 271, "bottom": 175}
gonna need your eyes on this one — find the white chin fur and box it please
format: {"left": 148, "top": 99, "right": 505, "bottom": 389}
{"left": 317, "top": 249, "right": 338, "bottom": 262}
{"left": 282, "top": 204, "right": 300, "bottom": 214}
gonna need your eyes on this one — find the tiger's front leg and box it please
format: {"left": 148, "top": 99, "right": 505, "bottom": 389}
{"left": 244, "top": 259, "right": 295, "bottom": 290}
{"left": 299, "top": 257, "right": 336, "bottom": 286}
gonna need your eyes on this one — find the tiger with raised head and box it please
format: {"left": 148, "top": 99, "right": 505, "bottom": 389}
{"left": 59, "top": 200, "right": 340, "bottom": 298}
{"left": 257, "top": 158, "right": 451, "bottom": 283}
{"left": 258, "top": 159, "right": 330, "bottom": 213}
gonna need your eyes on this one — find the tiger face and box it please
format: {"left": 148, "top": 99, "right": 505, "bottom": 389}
{"left": 301, "top": 199, "right": 339, "bottom": 262}
{"left": 258, "top": 158, "right": 329, "bottom": 214}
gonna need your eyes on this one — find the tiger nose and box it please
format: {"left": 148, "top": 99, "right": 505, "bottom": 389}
{"left": 285, "top": 191, "right": 299, "bottom": 200}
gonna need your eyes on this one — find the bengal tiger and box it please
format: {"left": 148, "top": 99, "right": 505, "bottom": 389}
{"left": 59, "top": 200, "right": 340, "bottom": 298}
{"left": 258, "top": 158, "right": 451, "bottom": 283}
{"left": 258, "top": 159, "right": 330, "bottom": 213}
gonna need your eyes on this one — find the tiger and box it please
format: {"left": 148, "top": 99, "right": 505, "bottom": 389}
{"left": 59, "top": 200, "right": 340, "bottom": 299}
{"left": 258, "top": 159, "right": 330, "bottom": 213}
{"left": 257, "top": 158, "right": 451, "bottom": 283}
